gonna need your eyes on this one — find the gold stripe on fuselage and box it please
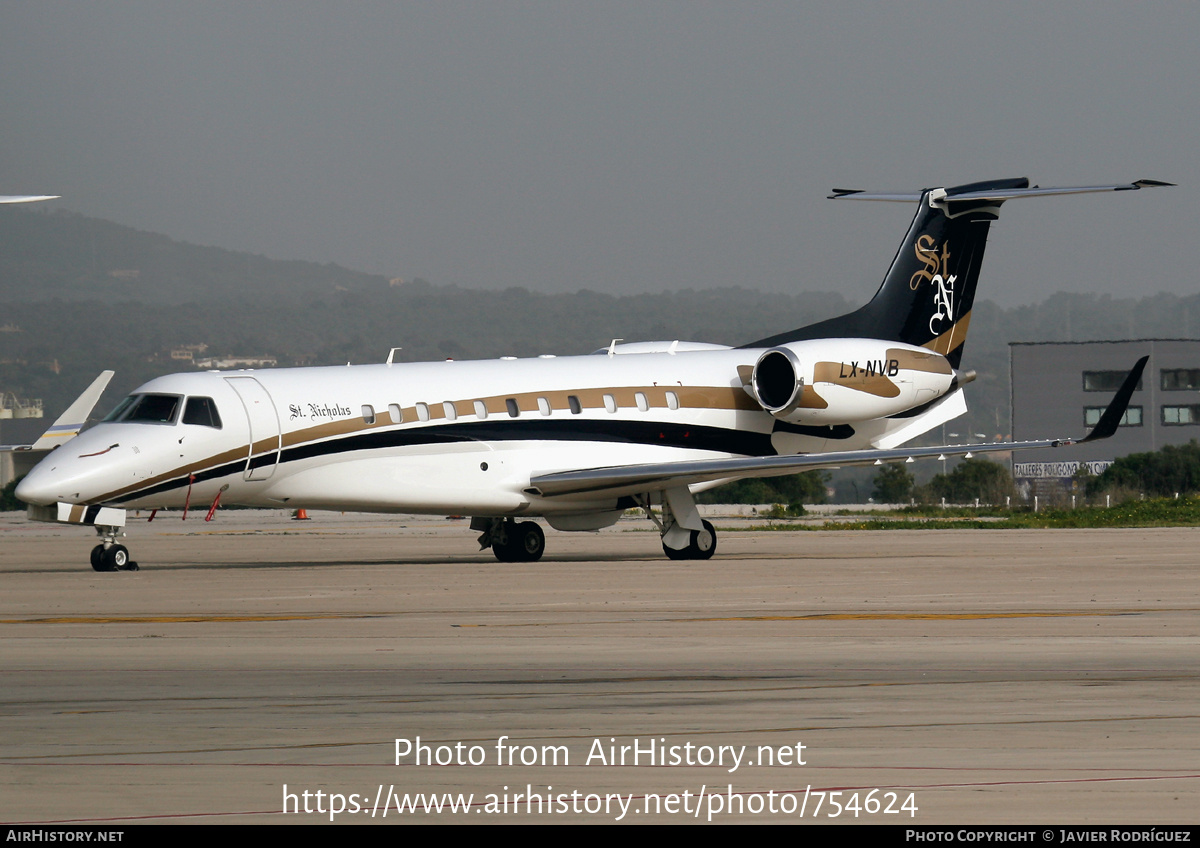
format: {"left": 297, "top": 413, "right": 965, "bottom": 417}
{"left": 811, "top": 362, "right": 901, "bottom": 399}
{"left": 93, "top": 383, "right": 763, "bottom": 504}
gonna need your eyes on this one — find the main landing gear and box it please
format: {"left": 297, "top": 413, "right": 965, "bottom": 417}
{"left": 90, "top": 525, "right": 139, "bottom": 572}
{"left": 662, "top": 519, "right": 717, "bottom": 561}
{"left": 471, "top": 487, "right": 719, "bottom": 562}
{"left": 641, "top": 487, "right": 718, "bottom": 561}
{"left": 473, "top": 517, "right": 546, "bottom": 562}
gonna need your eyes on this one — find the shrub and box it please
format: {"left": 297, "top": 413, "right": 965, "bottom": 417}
{"left": 915, "top": 458, "right": 1017, "bottom": 505}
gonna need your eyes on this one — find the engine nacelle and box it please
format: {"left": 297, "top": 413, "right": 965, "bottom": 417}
{"left": 751, "top": 346, "right": 808, "bottom": 416}
{"left": 749, "top": 339, "right": 957, "bottom": 424}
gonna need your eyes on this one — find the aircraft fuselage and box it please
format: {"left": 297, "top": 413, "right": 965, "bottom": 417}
{"left": 16, "top": 339, "right": 955, "bottom": 521}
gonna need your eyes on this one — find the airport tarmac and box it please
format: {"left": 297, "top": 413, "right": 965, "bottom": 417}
{"left": 1, "top": 509, "right": 1198, "bottom": 824}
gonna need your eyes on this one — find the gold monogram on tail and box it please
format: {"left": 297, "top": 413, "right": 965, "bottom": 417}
{"left": 929, "top": 272, "right": 955, "bottom": 334}
{"left": 907, "top": 235, "right": 956, "bottom": 334}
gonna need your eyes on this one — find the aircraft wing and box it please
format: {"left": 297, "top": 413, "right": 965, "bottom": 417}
{"left": 527, "top": 357, "right": 1147, "bottom": 500}
{"left": 0, "top": 371, "right": 114, "bottom": 453}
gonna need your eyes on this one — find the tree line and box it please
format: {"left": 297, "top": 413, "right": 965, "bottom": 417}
{"left": 3, "top": 206, "right": 1199, "bottom": 455}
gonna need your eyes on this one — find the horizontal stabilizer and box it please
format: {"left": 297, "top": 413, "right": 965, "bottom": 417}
{"left": 830, "top": 179, "right": 1172, "bottom": 202}
{"left": 828, "top": 189, "right": 921, "bottom": 202}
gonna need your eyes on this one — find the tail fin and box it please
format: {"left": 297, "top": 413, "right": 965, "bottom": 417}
{"left": 744, "top": 177, "right": 1172, "bottom": 368}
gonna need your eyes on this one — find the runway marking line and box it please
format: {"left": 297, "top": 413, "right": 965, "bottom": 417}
{"left": 0, "top": 609, "right": 1168, "bottom": 628}
{"left": 0, "top": 613, "right": 381, "bottom": 624}
{"left": 681, "top": 611, "right": 1143, "bottom": 622}
{"left": 453, "top": 609, "right": 1151, "bottom": 627}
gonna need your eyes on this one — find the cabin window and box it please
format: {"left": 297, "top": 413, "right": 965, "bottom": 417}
{"left": 603, "top": 394, "right": 617, "bottom": 413}
{"left": 635, "top": 392, "right": 649, "bottom": 412}
{"left": 474, "top": 400, "right": 488, "bottom": 419}
{"left": 388, "top": 403, "right": 403, "bottom": 423}
{"left": 568, "top": 395, "right": 582, "bottom": 415}
{"left": 666, "top": 391, "right": 680, "bottom": 410}
{"left": 443, "top": 401, "right": 458, "bottom": 421}
{"left": 537, "top": 397, "right": 552, "bottom": 416}
{"left": 182, "top": 396, "right": 222, "bottom": 429}
{"left": 416, "top": 402, "right": 430, "bottom": 422}
{"left": 108, "top": 394, "right": 182, "bottom": 425}
{"left": 506, "top": 398, "right": 520, "bottom": 418}
{"left": 362, "top": 404, "right": 376, "bottom": 424}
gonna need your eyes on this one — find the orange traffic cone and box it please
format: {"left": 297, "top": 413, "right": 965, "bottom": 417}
{"left": 293, "top": 508, "right": 310, "bottom": 520}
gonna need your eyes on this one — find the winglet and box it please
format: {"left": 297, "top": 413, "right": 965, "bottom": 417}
{"left": 1079, "top": 356, "right": 1149, "bottom": 443}
{"left": 29, "top": 371, "right": 115, "bottom": 451}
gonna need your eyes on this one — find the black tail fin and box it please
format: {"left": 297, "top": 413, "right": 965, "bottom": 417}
{"left": 743, "top": 177, "right": 1030, "bottom": 367}
{"left": 744, "top": 177, "right": 1171, "bottom": 367}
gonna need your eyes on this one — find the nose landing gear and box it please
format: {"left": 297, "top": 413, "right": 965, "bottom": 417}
{"left": 90, "top": 525, "right": 139, "bottom": 572}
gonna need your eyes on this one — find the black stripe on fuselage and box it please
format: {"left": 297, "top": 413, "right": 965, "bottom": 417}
{"left": 112, "top": 458, "right": 248, "bottom": 504}
{"left": 771, "top": 421, "right": 855, "bottom": 440}
{"left": 112, "top": 417, "right": 776, "bottom": 505}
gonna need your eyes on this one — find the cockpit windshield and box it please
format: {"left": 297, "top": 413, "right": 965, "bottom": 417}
{"left": 102, "top": 394, "right": 182, "bottom": 425}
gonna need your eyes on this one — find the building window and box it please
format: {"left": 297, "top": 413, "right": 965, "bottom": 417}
{"left": 1162, "top": 405, "right": 1200, "bottom": 425}
{"left": 1084, "top": 406, "right": 1142, "bottom": 427}
{"left": 1161, "top": 369, "right": 1200, "bottom": 391}
{"left": 1083, "top": 371, "right": 1143, "bottom": 392}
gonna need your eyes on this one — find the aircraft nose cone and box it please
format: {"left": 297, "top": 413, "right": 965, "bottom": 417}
{"left": 14, "top": 467, "right": 58, "bottom": 506}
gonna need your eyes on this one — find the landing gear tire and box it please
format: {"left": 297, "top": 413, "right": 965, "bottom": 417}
{"left": 692, "top": 520, "right": 717, "bottom": 560}
{"left": 492, "top": 521, "right": 545, "bottom": 563}
{"left": 514, "top": 521, "right": 545, "bottom": 562}
{"left": 90, "top": 544, "right": 106, "bottom": 572}
{"left": 102, "top": 544, "right": 130, "bottom": 572}
{"left": 663, "top": 541, "right": 689, "bottom": 561}
{"left": 662, "top": 520, "right": 717, "bottom": 561}
{"left": 493, "top": 539, "right": 516, "bottom": 563}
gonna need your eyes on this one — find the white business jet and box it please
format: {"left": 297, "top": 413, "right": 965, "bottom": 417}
{"left": 9, "top": 179, "right": 1163, "bottom": 570}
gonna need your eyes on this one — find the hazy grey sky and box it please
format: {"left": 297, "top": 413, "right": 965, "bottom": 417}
{"left": 2, "top": 1, "right": 1196, "bottom": 307}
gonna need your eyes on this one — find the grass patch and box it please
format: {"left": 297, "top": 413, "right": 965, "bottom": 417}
{"left": 731, "top": 496, "right": 1200, "bottom": 531}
